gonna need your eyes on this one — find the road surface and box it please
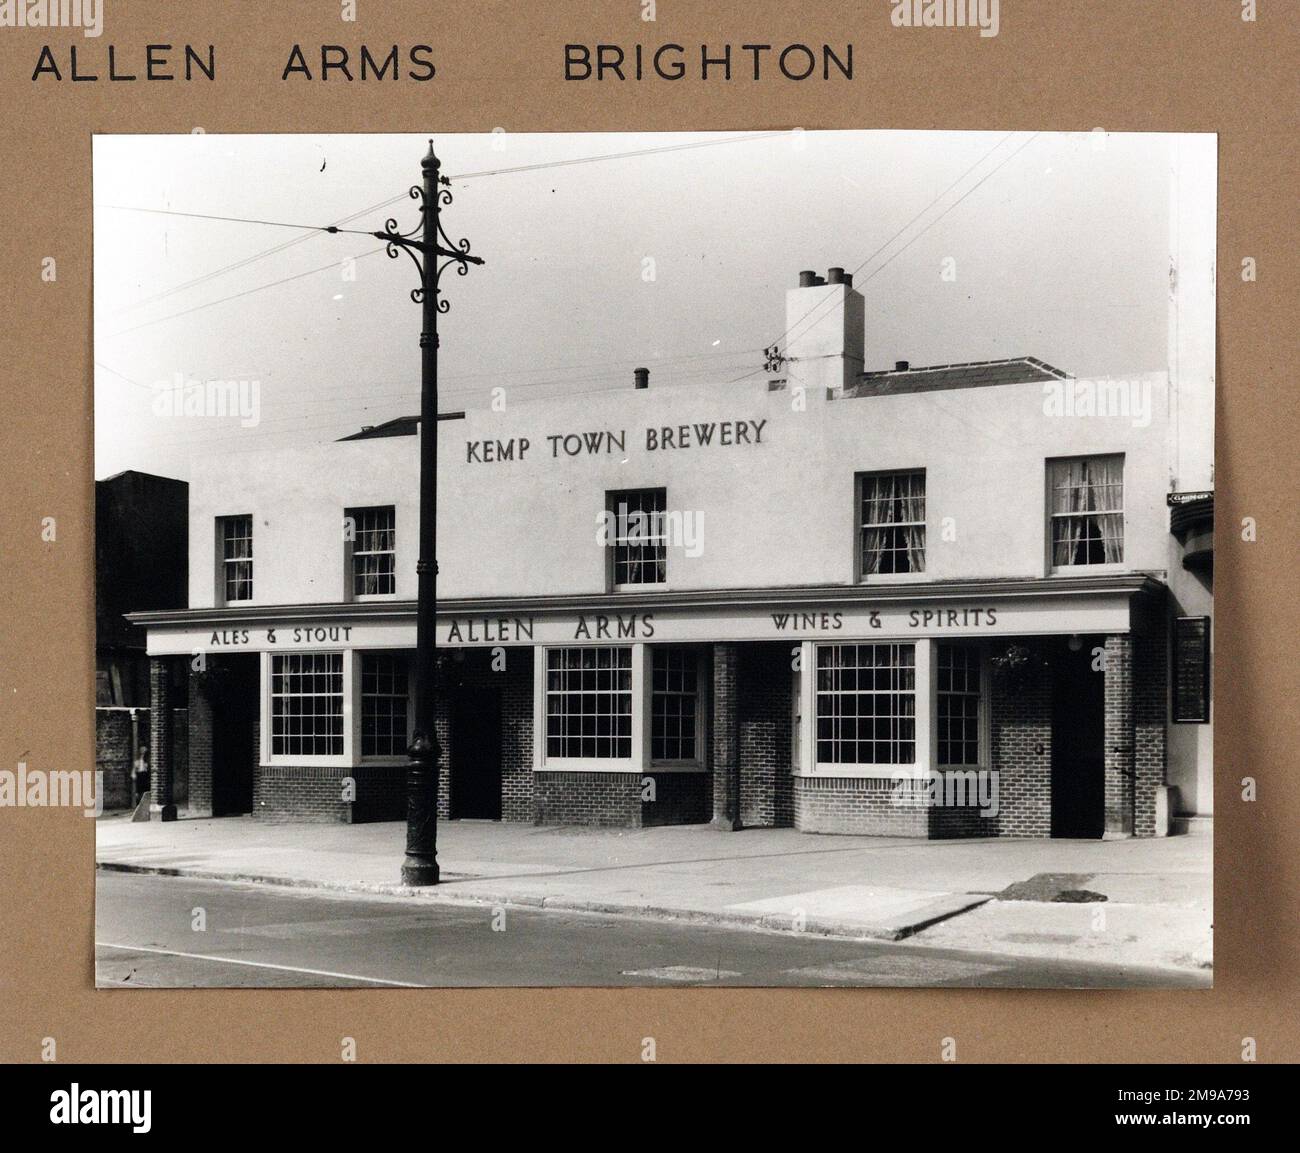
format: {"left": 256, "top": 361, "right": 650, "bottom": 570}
{"left": 95, "top": 869, "right": 1206, "bottom": 989}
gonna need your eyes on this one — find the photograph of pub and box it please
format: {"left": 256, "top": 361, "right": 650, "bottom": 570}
{"left": 94, "top": 132, "right": 1214, "bottom": 988}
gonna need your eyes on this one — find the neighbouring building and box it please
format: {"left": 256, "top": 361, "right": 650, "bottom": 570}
{"left": 95, "top": 469, "right": 188, "bottom": 810}
{"left": 129, "top": 142, "right": 1215, "bottom": 836}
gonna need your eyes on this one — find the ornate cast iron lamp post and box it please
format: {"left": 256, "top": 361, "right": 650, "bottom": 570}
{"left": 375, "top": 140, "right": 484, "bottom": 885}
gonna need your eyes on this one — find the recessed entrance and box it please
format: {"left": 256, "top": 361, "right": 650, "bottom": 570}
{"left": 449, "top": 682, "right": 502, "bottom": 820}
{"left": 1049, "top": 636, "right": 1105, "bottom": 838}
{"left": 209, "top": 654, "right": 257, "bottom": 816}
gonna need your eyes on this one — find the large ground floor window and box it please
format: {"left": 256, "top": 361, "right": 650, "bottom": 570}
{"left": 815, "top": 643, "right": 916, "bottom": 767}
{"left": 545, "top": 646, "right": 633, "bottom": 760}
{"left": 270, "top": 652, "right": 344, "bottom": 758}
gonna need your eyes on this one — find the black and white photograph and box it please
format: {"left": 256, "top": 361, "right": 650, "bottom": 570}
{"left": 92, "top": 129, "right": 1216, "bottom": 990}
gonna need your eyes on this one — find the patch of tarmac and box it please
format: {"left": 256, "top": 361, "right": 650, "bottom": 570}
{"left": 996, "top": 873, "right": 1108, "bottom": 903}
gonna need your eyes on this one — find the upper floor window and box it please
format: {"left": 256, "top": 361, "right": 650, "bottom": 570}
{"left": 348, "top": 506, "right": 396, "bottom": 597}
{"left": 860, "top": 470, "right": 925, "bottom": 575}
{"left": 219, "top": 514, "right": 253, "bottom": 602}
{"left": 607, "top": 488, "right": 667, "bottom": 588}
{"left": 1049, "top": 455, "right": 1124, "bottom": 567}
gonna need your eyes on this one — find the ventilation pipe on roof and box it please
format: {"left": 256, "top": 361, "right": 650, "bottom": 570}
{"left": 633, "top": 367, "right": 649, "bottom": 390}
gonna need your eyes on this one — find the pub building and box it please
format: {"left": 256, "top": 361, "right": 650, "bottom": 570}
{"left": 130, "top": 155, "right": 1214, "bottom": 838}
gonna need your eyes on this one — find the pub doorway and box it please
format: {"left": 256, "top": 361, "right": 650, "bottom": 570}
{"left": 449, "top": 681, "right": 503, "bottom": 820}
{"left": 1049, "top": 636, "right": 1105, "bottom": 838}
{"left": 210, "top": 654, "right": 257, "bottom": 816}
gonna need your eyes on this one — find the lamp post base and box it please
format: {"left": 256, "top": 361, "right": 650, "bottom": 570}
{"left": 401, "top": 733, "right": 441, "bottom": 886}
{"left": 400, "top": 858, "right": 440, "bottom": 886}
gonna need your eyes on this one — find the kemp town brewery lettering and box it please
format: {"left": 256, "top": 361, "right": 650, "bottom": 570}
{"left": 465, "top": 420, "right": 767, "bottom": 464}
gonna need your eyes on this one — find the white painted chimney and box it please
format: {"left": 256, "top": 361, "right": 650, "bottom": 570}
{"left": 785, "top": 267, "right": 865, "bottom": 399}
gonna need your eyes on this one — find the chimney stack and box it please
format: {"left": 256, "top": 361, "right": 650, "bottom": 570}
{"left": 784, "top": 266, "right": 866, "bottom": 397}
{"left": 633, "top": 366, "right": 649, "bottom": 390}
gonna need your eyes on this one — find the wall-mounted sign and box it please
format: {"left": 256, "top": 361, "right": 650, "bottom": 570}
{"left": 144, "top": 595, "right": 1134, "bottom": 656}
{"left": 1167, "top": 490, "right": 1213, "bottom": 506}
{"left": 464, "top": 419, "right": 769, "bottom": 464}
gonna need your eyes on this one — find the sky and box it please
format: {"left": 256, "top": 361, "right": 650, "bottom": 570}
{"left": 93, "top": 130, "right": 1185, "bottom": 481}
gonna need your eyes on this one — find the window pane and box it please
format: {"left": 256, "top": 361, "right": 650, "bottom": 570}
{"left": 270, "top": 652, "right": 344, "bottom": 757}
{"left": 221, "top": 515, "right": 253, "bottom": 601}
{"left": 361, "top": 652, "right": 409, "bottom": 756}
{"left": 608, "top": 489, "right": 667, "bottom": 586}
{"left": 814, "top": 644, "right": 916, "bottom": 765}
{"left": 937, "top": 644, "right": 981, "bottom": 766}
{"left": 348, "top": 506, "right": 397, "bottom": 595}
{"left": 545, "top": 647, "right": 634, "bottom": 759}
{"left": 1049, "top": 456, "right": 1124, "bottom": 565}
{"left": 860, "top": 471, "right": 925, "bottom": 574}
{"left": 651, "top": 647, "right": 698, "bottom": 761}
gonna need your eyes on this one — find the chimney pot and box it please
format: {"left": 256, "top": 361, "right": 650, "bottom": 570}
{"left": 895, "top": 360, "right": 910, "bottom": 372}
{"left": 633, "top": 367, "right": 649, "bottom": 390}
{"left": 798, "top": 270, "right": 817, "bottom": 288}
{"left": 827, "top": 267, "right": 845, "bottom": 285}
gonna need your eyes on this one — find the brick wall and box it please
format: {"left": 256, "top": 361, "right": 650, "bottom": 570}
{"left": 794, "top": 775, "right": 930, "bottom": 836}
{"left": 147, "top": 656, "right": 175, "bottom": 812}
{"left": 187, "top": 667, "right": 214, "bottom": 816}
{"left": 433, "top": 696, "right": 451, "bottom": 821}
{"left": 711, "top": 643, "right": 739, "bottom": 828}
{"left": 1132, "top": 599, "right": 1168, "bottom": 837}
{"left": 926, "top": 773, "right": 998, "bottom": 838}
{"left": 642, "top": 771, "right": 710, "bottom": 826}
{"left": 501, "top": 658, "right": 534, "bottom": 822}
{"left": 94, "top": 708, "right": 138, "bottom": 811}
{"left": 737, "top": 642, "right": 795, "bottom": 828}
{"left": 533, "top": 771, "right": 643, "bottom": 827}
{"left": 989, "top": 641, "right": 1053, "bottom": 838}
{"left": 254, "top": 763, "right": 351, "bottom": 823}
{"left": 1103, "top": 634, "right": 1135, "bottom": 835}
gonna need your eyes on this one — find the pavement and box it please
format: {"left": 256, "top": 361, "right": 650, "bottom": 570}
{"left": 95, "top": 813, "right": 1213, "bottom": 979}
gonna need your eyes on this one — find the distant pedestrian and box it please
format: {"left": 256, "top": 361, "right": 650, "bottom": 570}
{"left": 133, "top": 745, "right": 150, "bottom": 806}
